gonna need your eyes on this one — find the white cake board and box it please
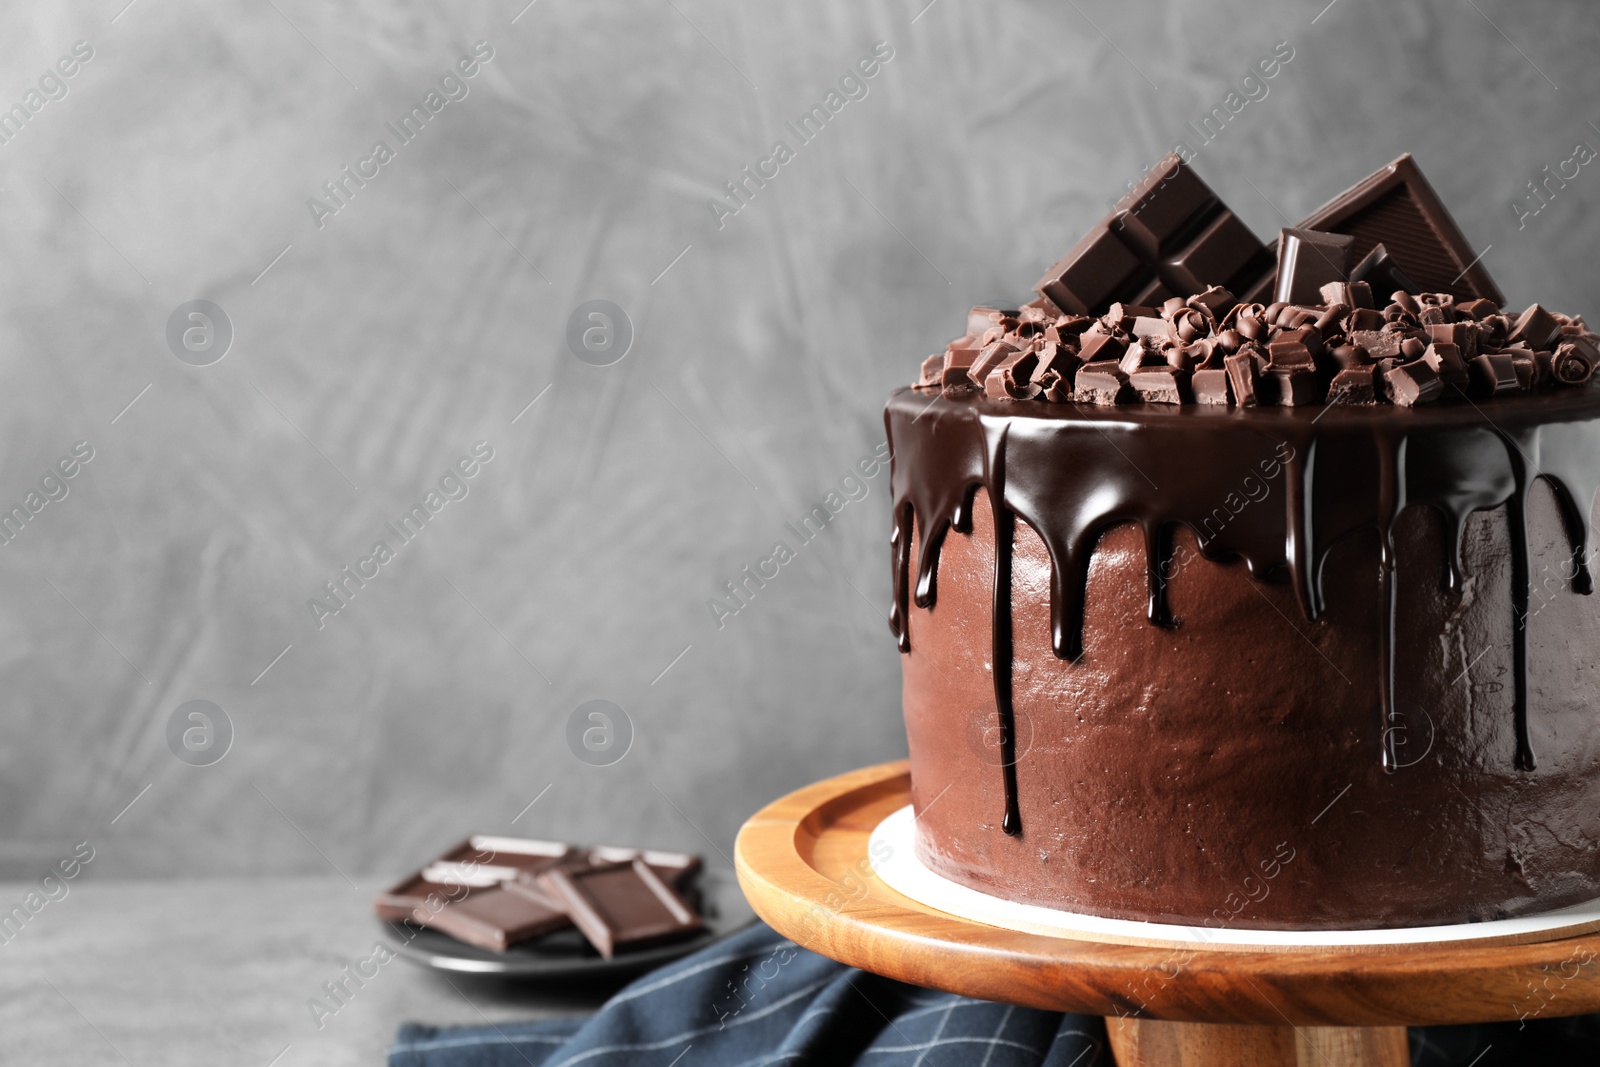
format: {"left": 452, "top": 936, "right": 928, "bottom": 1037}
{"left": 869, "top": 804, "right": 1600, "bottom": 951}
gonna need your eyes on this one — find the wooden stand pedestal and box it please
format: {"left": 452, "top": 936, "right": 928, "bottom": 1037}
{"left": 735, "top": 761, "right": 1600, "bottom": 1067}
{"left": 1106, "top": 1018, "right": 1408, "bottom": 1066}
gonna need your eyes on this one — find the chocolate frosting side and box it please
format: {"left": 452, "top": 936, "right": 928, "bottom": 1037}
{"left": 886, "top": 387, "right": 1600, "bottom": 836}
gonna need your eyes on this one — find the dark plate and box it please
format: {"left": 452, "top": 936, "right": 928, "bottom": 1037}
{"left": 381, "top": 868, "right": 756, "bottom": 979}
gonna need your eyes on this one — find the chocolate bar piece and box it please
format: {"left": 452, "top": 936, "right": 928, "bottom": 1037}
{"left": 536, "top": 859, "right": 702, "bottom": 959}
{"left": 586, "top": 846, "right": 703, "bottom": 890}
{"left": 1034, "top": 154, "right": 1271, "bottom": 315}
{"left": 1296, "top": 155, "right": 1503, "bottom": 305}
{"left": 374, "top": 836, "right": 576, "bottom": 921}
{"left": 1348, "top": 244, "right": 1418, "bottom": 299}
{"left": 415, "top": 883, "right": 572, "bottom": 952}
{"left": 1275, "top": 228, "right": 1354, "bottom": 306}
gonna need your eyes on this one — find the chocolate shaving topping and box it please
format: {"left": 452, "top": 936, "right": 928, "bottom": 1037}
{"left": 1554, "top": 342, "right": 1597, "bottom": 386}
{"left": 915, "top": 153, "right": 1595, "bottom": 409}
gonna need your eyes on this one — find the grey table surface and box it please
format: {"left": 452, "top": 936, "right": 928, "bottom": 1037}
{"left": 1, "top": 876, "right": 619, "bottom": 1067}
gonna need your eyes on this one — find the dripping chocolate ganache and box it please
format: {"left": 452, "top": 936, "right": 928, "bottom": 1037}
{"left": 888, "top": 153, "right": 1600, "bottom": 929}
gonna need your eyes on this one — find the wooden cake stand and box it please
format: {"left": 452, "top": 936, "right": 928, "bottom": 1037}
{"left": 734, "top": 761, "right": 1600, "bottom": 1067}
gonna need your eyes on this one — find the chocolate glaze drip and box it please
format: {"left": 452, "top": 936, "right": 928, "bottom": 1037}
{"left": 886, "top": 388, "right": 1600, "bottom": 831}
{"left": 988, "top": 436, "right": 1022, "bottom": 836}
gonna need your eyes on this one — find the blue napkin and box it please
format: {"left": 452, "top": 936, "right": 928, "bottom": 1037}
{"left": 391, "top": 921, "right": 1600, "bottom": 1067}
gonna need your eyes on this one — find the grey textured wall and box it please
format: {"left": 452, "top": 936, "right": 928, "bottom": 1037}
{"left": 4, "top": 0, "right": 1596, "bottom": 883}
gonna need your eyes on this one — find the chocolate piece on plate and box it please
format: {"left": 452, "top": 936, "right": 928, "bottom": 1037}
{"left": 1275, "top": 228, "right": 1354, "bottom": 305}
{"left": 1034, "top": 154, "right": 1272, "bottom": 314}
{"left": 374, "top": 870, "right": 462, "bottom": 923}
{"left": 373, "top": 836, "right": 575, "bottom": 922}
{"left": 536, "top": 859, "right": 702, "bottom": 959}
{"left": 1296, "top": 155, "right": 1503, "bottom": 305}
{"left": 586, "top": 846, "right": 703, "bottom": 890}
{"left": 414, "top": 883, "right": 572, "bottom": 952}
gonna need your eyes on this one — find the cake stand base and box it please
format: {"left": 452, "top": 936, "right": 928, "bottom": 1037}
{"left": 735, "top": 761, "right": 1600, "bottom": 1067}
{"left": 1107, "top": 1018, "right": 1407, "bottom": 1066}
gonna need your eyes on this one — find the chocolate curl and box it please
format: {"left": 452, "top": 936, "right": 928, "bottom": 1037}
{"left": 1552, "top": 342, "right": 1596, "bottom": 386}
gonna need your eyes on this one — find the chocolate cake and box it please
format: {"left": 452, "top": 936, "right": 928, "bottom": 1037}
{"left": 889, "top": 153, "right": 1600, "bottom": 930}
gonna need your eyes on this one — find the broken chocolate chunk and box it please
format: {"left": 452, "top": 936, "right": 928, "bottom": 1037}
{"left": 1509, "top": 304, "right": 1562, "bottom": 351}
{"left": 1225, "top": 348, "right": 1275, "bottom": 407}
{"left": 1275, "top": 228, "right": 1355, "bottom": 305}
{"left": 1426, "top": 322, "right": 1478, "bottom": 360}
{"left": 1073, "top": 362, "right": 1131, "bottom": 405}
{"left": 968, "top": 341, "right": 1019, "bottom": 387}
{"left": 1422, "top": 342, "right": 1470, "bottom": 392}
{"left": 1078, "top": 332, "right": 1128, "bottom": 365}
{"left": 1130, "top": 365, "right": 1191, "bottom": 404}
{"left": 1385, "top": 359, "right": 1445, "bottom": 407}
{"left": 941, "top": 366, "right": 978, "bottom": 398}
{"left": 1270, "top": 366, "right": 1322, "bottom": 406}
{"left": 1192, "top": 367, "right": 1231, "bottom": 405}
{"left": 1268, "top": 327, "right": 1320, "bottom": 369}
{"left": 1469, "top": 353, "right": 1520, "bottom": 397}
{"left": 1031, "top": 341, "right": 1082, "bottom": 388}
{"left": 1327, "top": 364, "right": 1379, "bottom": 405}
